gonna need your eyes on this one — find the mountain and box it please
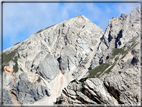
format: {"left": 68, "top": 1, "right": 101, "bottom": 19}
{"left": 55, "top": 7, "right": 141, "bottom": 106}
{"left": 1, "top": 7, "right": 141, "bottom": 106}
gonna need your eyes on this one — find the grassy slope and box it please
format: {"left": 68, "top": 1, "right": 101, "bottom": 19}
{"left": 2, "top": 47, "right": 19, "bottom": 72}
{"left": 76, "top": 35, "right": 139, "bottom": 82}
{"left": 2, "top": 23, "right": 56, "bottom": 73}
{"left": 2, "top": 42, "right": 26, "bottom": 73}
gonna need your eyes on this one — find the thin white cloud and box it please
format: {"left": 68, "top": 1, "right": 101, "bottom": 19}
{"left": 3, "top": 3, "right": 79, "bottom": 49}
{"left": 3, "top": 3, "right": 61, "bottom": 44}
{"left": 113, "top": 3, "right": 140, "bottom": 15}
{"left": 85, "top": 3, "right": 102, "bottom": 21}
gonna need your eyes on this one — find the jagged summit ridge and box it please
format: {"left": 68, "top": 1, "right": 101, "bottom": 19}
{"left": 1, "top": 7, "right": 141, "bottom": 106}
{"left": 55, "top": 7, "right": 141, "bottom": 105}
{"left": 36, "top": 15, "right": 90, "bottom": 34}
{"left": 3, "top": 15, "right": 90, "bottom": 52}
{"left": 2, "top": 14, "right": 104, "bottom": 105}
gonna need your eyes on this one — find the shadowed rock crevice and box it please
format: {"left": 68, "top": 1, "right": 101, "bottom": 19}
{"left": 115, "top": 30, "right": 123, "bottom": 48}
{"left": 81, "top": 87, "right": 101, "bottom": 104}
{"left": 57, "top": 57, "right": 62, "bottom": 71}
{"left": 131, "top": 55, "right": 139, "bottom": 66}
{"left": 108, "top": 31, "right": 113, "bottom": 43}
{"left": 103, "top": 82, "right": 124, "bottom": 104}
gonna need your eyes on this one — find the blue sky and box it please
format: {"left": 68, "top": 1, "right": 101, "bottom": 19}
{"left": 3, "top": 2, "right": 140, "bottom": 50}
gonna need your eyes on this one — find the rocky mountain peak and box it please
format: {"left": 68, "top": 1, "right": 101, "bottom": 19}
{"left": 1, "top": 7, "right": 141, "bottom": 106}
{"left": 70, "top": 14, "right": 90, "bottom": 22}
{"left": 2, "top": 13, "right": 104, "bottom": 105}
{"left": 120, "top": 14, "right": 127, "bottom": 20}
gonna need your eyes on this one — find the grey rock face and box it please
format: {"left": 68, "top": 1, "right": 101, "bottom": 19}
{"left": 56, "top": 58, "right": 140, "bottom": 105}
{"left": 60, "top": 45, "right": 76, "bottom": 73}
{"left": 55, "top": 78, "right": 118, "bottom": 105}
{"left": 104, "top": 68, "right": 140, "bottom": 105}
{"left": 90, "top": 7, "right": 141, "bottom": 70}
{"left": 2, "top": 7, "right": 141, "bottom": 106}
{"left": 3, "top": 89, "right": 13, "bottom": 104}
{"left": 55, "top": 7, "right": 141, "bottom": 106}
{"left": 14, "top": 79, "right": 50, "bottom": 104}
{"left": 37, "top": 54, "right": 59, "bottom": 81}
{"left": 2, "top": 15, "right": 103, "bottom": 105}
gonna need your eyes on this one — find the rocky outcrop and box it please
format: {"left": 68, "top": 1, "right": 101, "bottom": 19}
{"left": 2, "top": 15, "right": 103, "bottom": 105}
{"left": 90, "top": 7, "right": 140, "bottom": 69}
{"left": 55, "top": 7, "right": 141, "bottom": 106}
{"left": 2, "top": 7, "right": 141, "bottom": 106}
{"left": 55, "top": 78, "right": 119, "bottom": 105}
{"left": 103, "top": 67, "right": 140, "bottom": 105}
{"left": 55, "top": 42, "right": 141, "bottom": 106}
{"left": 37, "top": 54, "right": 59, "bottom": 81}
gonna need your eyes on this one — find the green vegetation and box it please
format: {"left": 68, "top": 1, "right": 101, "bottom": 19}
{"left": 45, "top": 24, "right": 56, "bottom": 30}
{"left": 37, "top": 76, "right": 41, "bottom": 83}
{"left": 37, "top": 29, "right": 44, "bottom": 33}
{"left": 2, "top": 47, "right": 20, "bottom": 72}
{"left": 13, "top": 61, "right": 18, "bottom": 73}
{"left": 78, "top": 35, "right": 139, "bottom": 82}
{"left": 70, "top": 79, "right": 79, "bottom": 84}
{"left": 77, "top": 32, "right": 81, "bottom": 38}
{"left": 20, "top": 68, "right": 23, "bottom": 72}
{"left": 2, "top": 48, "right": 18, "bottom": 67}
{"left": 11, "top": 54, "right": 19, "bottom": 73}
{"left": 128, "top": 35, "right": 139, "bottom": 43}
{"left": 115, "top": 56, "right": 119, "bottom": 61}
{"left": 99, "top": 37, "right": 139, "bottom": 76}
{"left": 3, "top": 51, "right": 16, "bottom": 67}
{"left": 13, "top": 42, "right": 21, "bottom": 46}
{"left": 121, "top": 41, "right": 139, "bottom": 59}
{"left": 88, "top": 63, "right": 110, "bottom": 78}
{"left": 78, "top": 60, "right": 116, "bottom": 82}
{"left": 111, "top": 47, "right": 124, "bottom": 57}
{"left": 111, "top": 35, "right": 139, "bottom": 60}
{"left": 36, "top": 24, "right": 56, "bottom": 34}
{"left": 104, "top": 62, "right": 116, "bottom": 74}
{"left": 79, "top": 77, "right": 88, "bottom": 82}
{"left": 2, "top": 39, "right": 31, "bottom": 73}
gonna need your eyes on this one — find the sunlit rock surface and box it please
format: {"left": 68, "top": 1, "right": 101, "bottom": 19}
{"left": 55, "top": 7, "right": 141, "bottom": 106}
{"left": 2, "top": 7, "right": 141, "bottom": 106}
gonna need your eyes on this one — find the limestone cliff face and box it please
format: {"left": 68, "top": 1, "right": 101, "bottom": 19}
{"left": 55, "top": 7, "right": 141, "bottom": 106}
{"left": 1, "top": 7, "right": 141, "bottom": 106}
{"left": 2, "top": 15, "right": 103, "bottom": 105}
